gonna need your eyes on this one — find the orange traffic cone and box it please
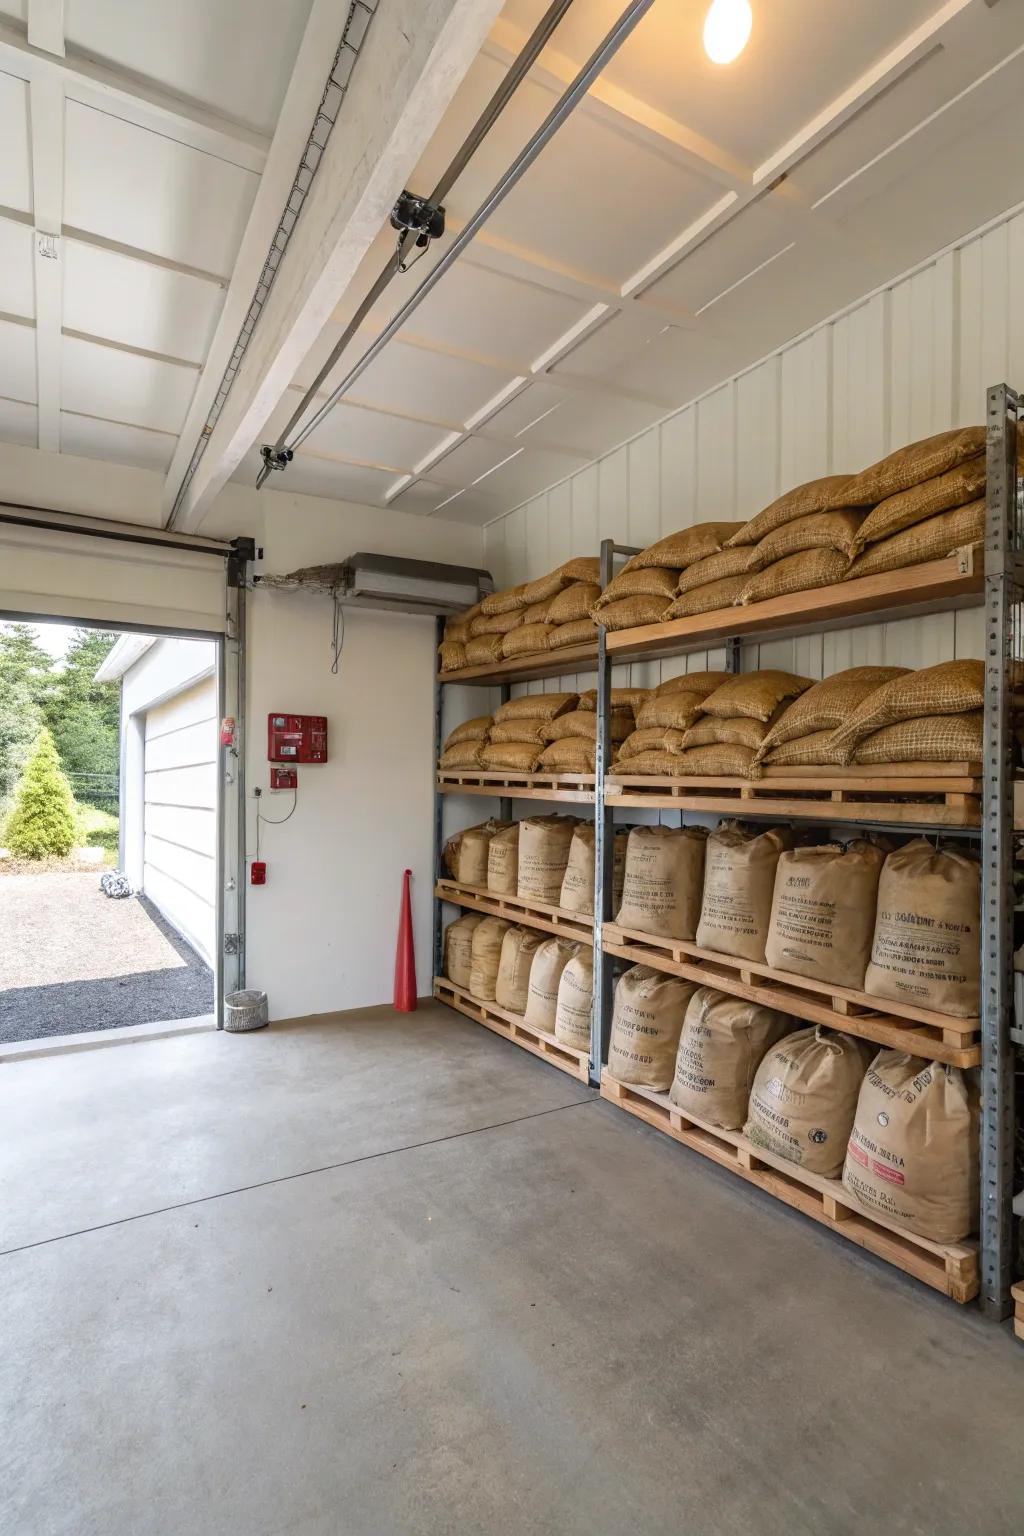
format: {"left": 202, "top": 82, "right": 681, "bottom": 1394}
{"left": 393, "top": 868, "right": 417, "bottom": 1012}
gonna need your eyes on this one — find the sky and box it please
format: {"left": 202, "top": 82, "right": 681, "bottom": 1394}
{"left": 0, "top": 619, "right": 76, "bottom": 663}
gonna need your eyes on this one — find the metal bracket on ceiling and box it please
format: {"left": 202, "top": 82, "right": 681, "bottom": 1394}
{"left": 390, "top": 189, "right": 445, "bottom": 271}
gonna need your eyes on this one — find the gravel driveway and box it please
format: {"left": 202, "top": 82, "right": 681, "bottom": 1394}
{"left": 0, "top": 872, "right": 213, "bottom": 1042}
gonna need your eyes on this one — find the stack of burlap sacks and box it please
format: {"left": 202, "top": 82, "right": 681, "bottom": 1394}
{"left": 438, "top": 689, "right": 654, "bottom": 775}
{"left": 438, "top": 557, "right": 600, "bottom": 672}
{"left": 605, "top": 822, "right": 980, "bottom": 1243}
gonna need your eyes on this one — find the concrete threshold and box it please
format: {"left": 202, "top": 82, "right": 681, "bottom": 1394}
{"left": 0, "top": 1013, "right": 217, "bottom": 1063}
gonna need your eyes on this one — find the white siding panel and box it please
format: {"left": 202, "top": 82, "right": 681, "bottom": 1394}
{"left": 735, "top": 360, "right": 780, "bottom": 521}
{"left": 659, "top": 407, "right": 696, "bottom": 534}
{"left": 143, "top": 718, "right": 216, "bottom": 772}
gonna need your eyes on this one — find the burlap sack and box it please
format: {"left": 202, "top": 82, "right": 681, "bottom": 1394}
{"left": 754, "top": 667, "right": 908, "bottom": 758}
{"left": 840, "top": 425, "right": 986, "bottom": 507}
{"left": 522, "top": 598, "right": 552, "bottom": 624}
{"left": 831, "top": 660, "right": 983, "bottom": 756}
{"left": 676, "top": 743, "right": 757, "bottom": 777}
{"left": 540, "top": 709, "right": 632, "bottom": 744}
{"left": 465, "top": 634, "right": 505, "bottom": 666}
{"left": 471, "top": 608, "right": 525, "bottom": 636}
{"left": 738, "top": 548, "right": 850, "bottom": 605}
{"left": 444, "top": 608, "right": 475, "bottom": 642}
{"left": 591, "top": 595, "right": 670, "bottom": 630}
{"left": 699, "top": 670, "right": 813, "bottom": 722}
{"left": 615, "top": 825, "right": 708, "bottom": 940}
{"left": 696, "top": 826, "right": 792, "bottom": 961}
{"left": 843, "top": 498, "right": 985, "bottom": 581}
{"left": 489, "top": 719, "right": 548, "bottom": 746}
{"left": 548, "top": 618, "right": 597, "bottom": 649}
{"left": 554, "top": 950, "right": 594, "bottom": 1051}
{"left": 549, "top": 617, "right": 595, "bottom": 648}
{"left": 726, "top": 475, "right": 855, "bottom": 547}
{"left": 636, "top": 693, "right": 703, "bottom": 731}
{"left": 656, "top": 670, "right": 732, "bottom": 698}
{"left": 594, "top": 567, "right": 679, "bottom": 609}
{"left": 495, "top": 926, "right": 545, "bottom": 1014}
{"left": 480, "top": 741, "right": 542, "bottom": 771}
{"left": 669, "top": 986, "right": 791, "bottom": 1129}
{"left": 616, "top": 727, "right": 687, "bottom": 761}
{"left": 744, "top": 509, "right": 866, "bottom": 572}
{"left": 766, "top": 841, "right": 885, "bottom": 988}
{"left": 518, "top": 815, "right": 578, "bottom": 901}
{"left": 608, "top": 966, "right": 698, "bottom": 1089}
{"left": 864, "top": 840, "right": 980, "bottom": 1017}
{"left": 536, "top": 739, "right": 595, "bottom": 773}
{"left": 745, "top": 1026, "right": 872, "bottom": 1176}
{"left": 622, "top": 521, "right": 744, "bottom": 574}
{"left": 438, "top": 640, "right": 467, "bottom": 672}
{"left": 853, "top": 712, "right": 982, "bottom": 764}
{"left": 444, "top": 912, "right": 484, "bottom": 989}
{"left": 559, "top": 825, "right": 628, "bottom": 915}
{"left": 443, "top": 818, "right": 511, "bottom": 884}
{"left": 665, "top": 575, "right": 747, "bottom": 617}
{"left": 851, "top": 454, "right": 986, "bottom": 552}
{"left": 546, "top": 582, "right": 600, "bottom": 624}
{"left": 523, "top": 938, "right": 580, "bottom": 1032}
{"left": 682, "top": 714, "right": 775, "bottom": 750}
{"left": 760, "top": 731, "right": 848, "bottom": 769}
{"left": 480, "top": 583, "right": 529, "bottom": 616}
{"left": 468, "top": 917, "right": 514, "bottom": 1000}
{"left": 517, "top": 557, "right": 600, "bottom": 609}
{"left": 843, "top": 1052, "right": 978, "bottom": 1241}
{"left": 444, "top": 716, "right": 492, "bottom": 749}
{"left": 487, "top": 823, "right": 520, "bottom": 894}
{"left": 577, "top": 687, "right": 650, "bottom": 712}
{"left": 494, "top": 692, "right": 577, "bottom": 723}
{"left": 439, "top": 741, "right": 483, "bottom": 770}
{"left": 675, "top": 548, "right": 752, "bottom": 595}
{"left": 611, "top": 749, "right": 688, "bottom": 776}
{"left": 502, "top": 623, "right": 553, "bottom": 658}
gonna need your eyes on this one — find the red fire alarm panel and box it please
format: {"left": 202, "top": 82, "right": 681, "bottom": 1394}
{"left": 251, "top": 860, "right": 267, "bottom": 885}
{"left": 267, "top": 713, "right": 328, "bottom": 763}
{"left": 270, "top": 767, "right": 297, "bottom": 791}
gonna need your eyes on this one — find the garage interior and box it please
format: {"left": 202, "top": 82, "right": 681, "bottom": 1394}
{"left": 3, "top": 1, "right": 1024, "bottom": 1531}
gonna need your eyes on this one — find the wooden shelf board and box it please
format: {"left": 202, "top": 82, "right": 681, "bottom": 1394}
{"left": 434, "top": 977, "right": 591, "bottom": 1083}
{"left": 604, "top": 555, "right": 982, "bottom": 664}
{"left": 600, "top": 1072, "right": 978, "bottom": 1303}
{"left": 438, "top": 642, "right": 597, "bottom": 686}
{"left": 437, "top": 770, "right": 596, "bottom": 804}
{"left": 436, "top": 879, "right": 594, "bottom": 944}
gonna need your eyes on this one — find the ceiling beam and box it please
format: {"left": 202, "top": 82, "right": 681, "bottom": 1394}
{"left": 26, "top": 0, "right": 64, "bottom": 57}
{"left": 166, "top": 0, "right": 505, "bottom": 533}
{"left": 27, "top": 72, "right": 64, "bottom": 452}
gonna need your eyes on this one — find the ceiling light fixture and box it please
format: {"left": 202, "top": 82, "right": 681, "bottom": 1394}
{"left": 703, "top": 0, "right": 751, "bottom": 64}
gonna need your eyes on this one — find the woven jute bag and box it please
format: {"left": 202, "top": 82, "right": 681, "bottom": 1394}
{"left": 746, "top": 1026, "right": 873, "bottom": 1178}
{"left": 682, "top": 714, "right": 775, "bottom": 750}
{"left": 853, "top": 711, "right": 982, "bottom": 765}
{"left": 669, "top": 986, "right": 792, "bottom": 1130}
{"left": 438, "top": 640, "right": 467, "bottom": 672}
{"left": 591, "top": 594, "right": 671, "bottom": 630}
{"left": 843, "top": 498, "right": 985, "bottom": 582}
{"left": 489, "top": 718, "right": 548, "bottom": 746}
{"left": 865, "top": 839, "right": 981, "bottom": 1017}
{"left": 546, "top": 582, "right": 600, "bottom": 624}
{"left": 486, "top": 823, "right": 520, "bottom": 895}
{"left": 760, "top": 730, "right": 848, "bottom": 769}
{"left": 536, "top": 738, "right": 595, "bottom": 773}
{"left": 479, "top": 741, "right": 542, "bottom": 772}
{"left": 554, "top": 950, "right": 594, "bottom": 1051}
{"left": 744, "top": 509, "right": 866, "bottom": 572}
{"left": 840, "top": 425, "right": 986, "bottom": 507}
{"left": 495, "top": 926, "right": 545, "bottom": 1014}
{"left": 522, "top": 598, "right": 552, "bottom": 624}
{"left": 830, "top": 659, "right": 983, "bottom": 756}
{"left": 754, "top": 667, "right": 907, "bottom": 758}
{"left": 548, "top": 618, "right": 597, "bottom": 649}
{"left": 675, "top": 547, "right": 751, "bottom": 595}
{"left": 851, "top": 454, "right": 986, "bottom": 552}
{"left": 576, "top": 687, "right": 649, "bottom": 712}
{"left": 738, "top": 548, "right": 851, "bottom": 606}
{"left": 524, "top": 938, "right": 581, "bottom": 1032}
{"left": 726, "top": 475, "right": 855, "bottom": 547}
{"left": 444, "top": 716, "right": 492, "bottom": 750}
{"left": 699, "top": 670, "right": 813, "bottom": 723}
{"left": 443, "top": 609, "right": 475, "bottom": 642}
{"left": 616, "top": 727, "right": 687, "bottom": 761}
{"left": 636, "top": 693, "right": 703, "bottom": 731}
{"left": 468, "top": 917, "right": 514, "bottom": 1000}
{"left": 443, "top": 819, "right": 512, "bottom": 886}
{"left": 621, "top": 521, "right": 745, "bottom": 574}
{"left": 676, "top": 743, "right": 758, "bottom": 777}
{"left": 540, "top": 709, "right": 632, "bottom": 744}
{"left": 610, "top": 748, "right": 688, "bottom": 775}
{"left": 843, "top": 1053, "right": 978, "bottom": 1242}
{"left": 517, "top": 556, "right": 601, "bottom": 610}
{"left": 494, "top": 692, "right": 578, "bottom": 723}
{"left": 615, "top": 824, "right": 708, "bottom": 941}
{"left": 593, "top": 567, "right": 679, "bottom": 609}
{"left": 470, "top": 608, "right": 525, "bottom": 637}
{"left": 480, "top": 582, "right": 529, "bottom": 617}
{"left": 766, "top": 841, "right": 886, "bottom": 989}
{"left": 465, "top": 634, "right": 505, "bottom": 666}
{"left": 665, "top": 574, "right": 746, "bottom": 617}
{"left": 518, "top": 815, "right": 578, "bottom": 902}
{"left": 608, "top": 965, "right": 698, "bottom": 1090}
{"left": 559, "top": 824, "right": 627, "bottom": 915}
{"left": 502, "top": 623, "right": 553, "bottom": 658}
{"left": 444, "top": 913, "right": 484, "bottom": 989}
{"left": 696, "top": 826, "right": 792, "bottom": 961}
{"left": 656, "top": 670, "right": 732, "bottom": 698}
{"left": 439, "top": 741, "right": 483, "bottom": 770}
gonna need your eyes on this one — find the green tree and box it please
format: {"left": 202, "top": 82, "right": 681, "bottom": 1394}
{"left": 4, "top": 727, "right": 78, "bottom": 858}
{"left": 0, "top": 623, "right": 50, "bottom": 812}
{"left": 43, "top": 628, "right": 120, "bottom": 803}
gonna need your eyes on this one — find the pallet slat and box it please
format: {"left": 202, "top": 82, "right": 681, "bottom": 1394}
{"left": 437, "top": 641, "right": 597, "bottom": 686}
{"left": 436, "top": 879, "right": 594, "bottom": 944}
{"left": 1012, "top": 1282, "right": 1024, "bottom": 1342}
{"left": 434, "top": 977, "right": 591, "bottom": 1083}
{"left": 600, "top": 1072, "right": 979, "bottom": 1303}
{"left": 438, "top": 770, "right": 596, "bottom": 803}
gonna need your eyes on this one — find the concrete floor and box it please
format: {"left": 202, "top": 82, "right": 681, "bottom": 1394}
{"left": 2, "top": 1005, "right": 1022, "bottom": 1535}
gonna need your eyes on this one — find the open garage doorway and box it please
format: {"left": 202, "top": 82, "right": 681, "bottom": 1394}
{"left": 0, "top": 618, "right": 221, "bottom": 1048}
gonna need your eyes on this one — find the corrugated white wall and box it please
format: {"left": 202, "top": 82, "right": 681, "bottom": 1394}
{"left": 484, "top": 204, "right": 1024, "bottom": 692}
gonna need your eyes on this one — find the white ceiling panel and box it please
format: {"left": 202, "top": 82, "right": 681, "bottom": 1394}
{"left": 427, "top": 431, "right": 587, "bottom": 497}
{"left": 63, "top": 240, "right": 224, "bottom": 364}
{"left": 299, "top": 396, "right": 454, "bottom": 472}
{"left": 64, "top": 0, "right": 313, "bottom": 138}
{"left": 64, "top": 102, "right": 259, "bottom": 277}
{"left": 642, "top": 195, "right": 796, "bottom": 315}
{"left": 485, "top": 382, "right": 665, "bottom": 458}
{"left": 400, "top": 259, "right": 592, "bottom": 366}
{"left": 60, "top": 412, "right": 176, "bottom": 473}
{"left": 62, "top": 335, "right": 197, "bottom": 434}
{"left": 0, "top": 217, "right": 35, "bottom": 320}
{"left": 303, "top": 333, "right": 516, "bottom": 429}
{"left": 555, "top": 315, "right": 748, "bottom": 411}
{"left": 0, "top": 71, "right": 32, "bottom": 214}
{"left": 0, "top": 396, "right": 37, "bottom": 447}
{"left": 0, "top": 317, "right": 36, "bottom": 403}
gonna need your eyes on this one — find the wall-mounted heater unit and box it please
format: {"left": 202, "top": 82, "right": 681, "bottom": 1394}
{"left": 255, "top": 554, "right": 493, "bottom": 615}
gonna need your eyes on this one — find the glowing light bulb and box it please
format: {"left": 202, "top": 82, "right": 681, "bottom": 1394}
{"left": 703, "top": 0, "right": 752, "bottom": 64}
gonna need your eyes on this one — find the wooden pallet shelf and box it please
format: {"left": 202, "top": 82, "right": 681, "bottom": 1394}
{"left": 1012, "top": 1282, "right": 1024, "bottom": 1342}
{"left": 604, "top": 552, "right": 982, "bottom": 664}
{"left": 606, "top": 761, "right": 980, "bottom": 828}
{"left": 602, "top": 923, "right": 980, "bottom": 1067}
{"left": 437, "top": 769, "right": 596, "bottom": 803}
{"left": 436, "top": 879, "right": 594, "bottom": 944}
{"left": 434, "top": 976, "right": 591, "bottom": 1083}
{"left": 437, "top": 640, "right": 597, "bottom": 686}
{"left": 600, "top": 1072, "right": 978, "bottom": 1303}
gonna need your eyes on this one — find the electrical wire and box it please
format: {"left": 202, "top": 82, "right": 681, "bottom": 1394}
{"left": 331, "top": 593, "right": 345, "bottom": 674}
{"left": 256, "top": 785, "right": 298, "bottom": 861}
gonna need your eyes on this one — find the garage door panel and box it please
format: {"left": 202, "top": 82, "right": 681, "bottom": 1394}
{"left": 144, "top": 676, "right": 217, "bottom": 738}
{"left": 143, "top": 865, "right": 215, "bottom": 965}
{"left": 144, "top": 802, "right": 215, "bottom": 857}
{"left": 143, "top": 762, "right": 217, "bottom": 810}
{"left": 144, "top": 838, "right": 215, "bottom": 905}
{"left": 143, "top": 718, "right": 217, "bottom": 773}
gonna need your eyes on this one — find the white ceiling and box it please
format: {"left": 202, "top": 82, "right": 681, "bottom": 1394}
{"left": 2, "top": 0, "right": 1024, "bottom": 526}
